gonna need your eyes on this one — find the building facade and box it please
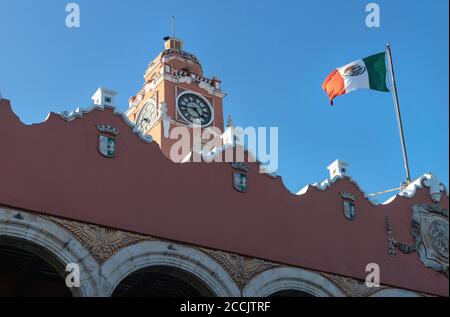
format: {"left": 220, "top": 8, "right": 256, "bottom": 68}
{"left": 0, "top": 37, "right": 448, "bottom": 297}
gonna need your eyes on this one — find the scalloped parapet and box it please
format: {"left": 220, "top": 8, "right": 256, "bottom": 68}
{"left": 58, "top": 104, "right": 153, "bottom": 144}
{"left": 298, "top": 171, "right": 449, "bottom": 208}
{"left": 398, "top": 173, "right": 448, "bottom": 202}
{"left": 0, "top": 97, "right": 448, "bottom": 297}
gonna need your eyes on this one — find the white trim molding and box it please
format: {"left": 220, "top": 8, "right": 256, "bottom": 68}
{"left": 399, "top": 173, "right": 448, "bottom": 203}
{"left": 242, "top": 267, "right": 345, "bottom": 297}
{"left": 58, "top": 104, "right": 153, "bottom": 144}
{"left": 370, "top": 288, "right": 422, "bottom": 297}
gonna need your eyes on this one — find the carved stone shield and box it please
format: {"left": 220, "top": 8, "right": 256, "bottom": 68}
{"left": 98, "top": 135, "right": 117, "bottom": 158}
{"left": 412, "top": 204, "right": 449, "bottom": 276}
{"left": 340, "top": 192, "right": 356, "bottom": 220}
{"left": 233, "top": 172, "right": 248, "bottom": 193}
{"left": 343, "top": 200, "right": 356, "bottom": 221}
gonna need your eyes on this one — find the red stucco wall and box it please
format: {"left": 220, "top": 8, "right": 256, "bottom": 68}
{"left": 0, "top": 99, "right": 448, "bottom": 296}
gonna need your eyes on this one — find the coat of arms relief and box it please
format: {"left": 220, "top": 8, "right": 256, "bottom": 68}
{"left": 387, "top": 204, "right": 448, "bottom": 277}
{"left": 411, "top": 204, "right": 448, "bottom": 277}
{"left": 97, "top": 124, "right": 119, "bottom": 158}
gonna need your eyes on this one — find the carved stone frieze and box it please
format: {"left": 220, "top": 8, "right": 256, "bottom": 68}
{"left": 321, "top": 272, "right": 385, "bottom": 297}
{"left": 44, "top": 216, "right": 157, "bottom": 263}
{"left": 200, "top": 248, "right": 279, "bottom": 289}
{"left": 386, "top": 215, "right": 417, "bottom": 257}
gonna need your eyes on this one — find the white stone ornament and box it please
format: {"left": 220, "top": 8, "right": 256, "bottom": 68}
{"left": 159, "top": 102, "right": 171, "bottom": 138}
{"left": 327, "top": 160, "right": 349, "bottom": 180}
{"left": 399, "top": 173, "right": 448, "bottom": 203}
{"left": 92, "top": 87, "right": 117, "bottom": 109}
{"left": 422, "top": 174, "right": 446, "bottom": 203}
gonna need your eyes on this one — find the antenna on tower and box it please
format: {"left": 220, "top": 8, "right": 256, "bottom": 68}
{"left": 163, "top": 16, "right": 183, "bottom": 51}
{"left": 172, "top": 16, "right": 175, "bottom": 38}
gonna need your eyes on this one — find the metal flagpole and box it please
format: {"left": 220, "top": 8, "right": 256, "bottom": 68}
{"left": 386, "top": 43, "right": 411, "bottom": 185}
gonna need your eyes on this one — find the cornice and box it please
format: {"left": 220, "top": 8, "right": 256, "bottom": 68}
{"left": 58, "top": 105, "right": 153, "bottom": 144}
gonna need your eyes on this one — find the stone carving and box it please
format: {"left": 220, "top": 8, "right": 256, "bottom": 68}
{"left": 411, "top": 204, "right": 448, "bottom": 277}
{"left": 98, "top": 134, "right": 117, "bottom": 158}
{"left": 233, "top": 172, "right": 248, "bottom": 193}
{"left": 45, "top": 216, "right": 156, "bottom": 263}
{"left": 200, "top": 248, "right": 279, "bottom": 289}
{"left": 340, "top": 192, "right": 356, "bottom": 220}
{"left": 96, "top": 124, "right": 119, "bottom": 136}
{"left": 230, "top": 162, "right": 250, "bottom": 173}
{"left": 340, "top": 192, "right": 356, "bottom": 201}
{"left": 45, "top": 214, "right": 277, "bottom": 281}
{"left": 158, "top": 102, "right": 171, "bottom": 138}
{"left": 321, "top": 272, "right": 385, "bottom": 297}
{"left": 386, "top": 216, "right": 417, "bottom": 257}
{"left": 44, "top": 213, "right": 278, "bottom": 282}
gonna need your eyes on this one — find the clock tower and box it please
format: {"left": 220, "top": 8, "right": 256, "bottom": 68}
{"left": 126, "top": 36, "right": 226, "bottom": 160}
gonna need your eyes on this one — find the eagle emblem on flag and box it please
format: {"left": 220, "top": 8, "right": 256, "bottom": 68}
{"left": 343, "top": 64, "right": 366, "bottom": 77}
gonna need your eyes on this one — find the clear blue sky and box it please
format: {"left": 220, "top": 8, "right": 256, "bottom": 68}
{"left": 0, "top": 0, "right": 448, "bottom": 199}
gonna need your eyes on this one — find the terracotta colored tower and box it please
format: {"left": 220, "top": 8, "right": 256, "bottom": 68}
{"left": 126, "top": 36, "right": 226, "bottom": 159}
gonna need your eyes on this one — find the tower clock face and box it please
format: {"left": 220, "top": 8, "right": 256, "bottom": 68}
{"left": 136, "top": 101, "right": 157, "bottom": 133}
{"left": 177, "top": 92, "right": 213, "bottom": 126}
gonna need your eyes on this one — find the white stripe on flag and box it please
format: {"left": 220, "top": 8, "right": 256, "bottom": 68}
{"left": 337, "top": 59, "right": 370, "bottom": 93}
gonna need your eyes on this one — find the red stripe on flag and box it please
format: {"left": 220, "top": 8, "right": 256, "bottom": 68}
{"left": 322, "top": 69, "right": 346, "bottom": 105}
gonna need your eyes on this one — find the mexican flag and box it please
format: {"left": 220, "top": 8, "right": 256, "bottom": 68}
{"left": 322, "top": 52, "right": 389, "bottom": 105}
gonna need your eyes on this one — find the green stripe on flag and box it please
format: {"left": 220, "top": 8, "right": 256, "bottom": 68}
{"left": 363, "top": 52, "right": 390, "bottom": 92}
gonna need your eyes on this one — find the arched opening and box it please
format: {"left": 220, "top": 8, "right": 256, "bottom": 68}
{"left": 102, "top": 241, "right": 240, "bottom": 297}
{"left": 0, "top": 238, "right": 72, "bottom": 297}
{"left": 112, "top": 266, "right": 215, "bottom": 297}
{"left": 269, "top": 290, "right": 314, "bottom": 297}
{"left": 242, "top": 267, "right": 345, "bottom": 297}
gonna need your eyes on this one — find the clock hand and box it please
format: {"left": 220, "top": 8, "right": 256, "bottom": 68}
{"left": 186, "top": 105, "right": 201, "bottom": 117}
{"left": 195, "top": 105, "right": 203, "bottom": 115}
